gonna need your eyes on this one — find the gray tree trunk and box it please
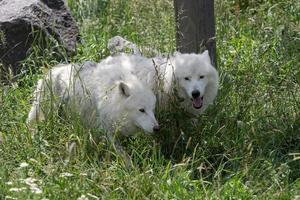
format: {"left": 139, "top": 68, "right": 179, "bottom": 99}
{"left": 174, "top": 0, "right": 217, "bottom": 68}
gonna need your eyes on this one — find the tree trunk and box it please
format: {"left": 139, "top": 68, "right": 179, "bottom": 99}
{"left": 174, "top": 0, "right": 217, "bottom": 68}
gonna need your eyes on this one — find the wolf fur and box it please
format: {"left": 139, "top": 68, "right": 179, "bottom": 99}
{"left": 100, "top": 50, "right": 219, "bottom": 116}
{"left": 27, "top": 61, "right": 159, "bottom": 166}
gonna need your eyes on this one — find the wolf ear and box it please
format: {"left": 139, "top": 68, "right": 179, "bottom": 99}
{"left": 202, "top": 50, "right": 211, "bottom": 64}
{"left": 119, "top": 82, "right": 130, "bottom": 97}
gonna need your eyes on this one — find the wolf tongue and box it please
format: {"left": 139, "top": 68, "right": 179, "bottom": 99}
{"left": 192, "top": 97, "right": 203, "bottom": 108}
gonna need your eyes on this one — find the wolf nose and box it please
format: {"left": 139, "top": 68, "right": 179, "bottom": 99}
{"left": 192, "top": 90, "right": 200, "bottom": 98}
{"left": 153, "top": 125, "right": 160, "bottom": 132}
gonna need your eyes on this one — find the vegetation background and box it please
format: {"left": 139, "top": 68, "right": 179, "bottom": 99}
{"left": 0, "top": 0, "right": 299, "bottom": 199}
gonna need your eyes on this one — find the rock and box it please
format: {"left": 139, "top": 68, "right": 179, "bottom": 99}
{"left": 0, "top": 0, "right": 79, "bottom": 78}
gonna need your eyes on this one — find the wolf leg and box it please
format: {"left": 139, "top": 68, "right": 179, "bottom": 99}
{"left": 27, "top": 79, "right": 45, "bottom": 125}
{"left": 107, "top": 132, "right": 133, "bottom": 169}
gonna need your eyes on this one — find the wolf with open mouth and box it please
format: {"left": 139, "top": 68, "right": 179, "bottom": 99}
{"left": 101, "top": 50, "right": 219, "bottom": 116}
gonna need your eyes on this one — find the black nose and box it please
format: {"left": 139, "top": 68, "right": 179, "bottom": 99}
{"left": 192, "top": 90, "right": 200, "bottom": 98}
{"left": 153, "top": 125, "right": 160, "bottom": 132}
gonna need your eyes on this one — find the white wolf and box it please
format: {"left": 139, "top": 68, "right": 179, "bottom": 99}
{"left": 101, "top": 50, "right": 219, "bottom": 116}
{"left": 27, "top": 61, "right": 159, "bottom": 165}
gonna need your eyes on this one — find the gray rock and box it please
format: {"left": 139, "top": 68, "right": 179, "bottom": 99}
{"left": 0, "top": 0, "right": 79, "bottom": 78}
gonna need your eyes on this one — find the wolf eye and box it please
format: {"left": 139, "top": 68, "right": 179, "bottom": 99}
{"left": 199, "top": 75, "right": 205, "bottom": 79}
{"left": 184, "top": 77, "right": 190, "bottom": 81}
{"left": 139, "top": 108, "right": 145, "bottom": 113}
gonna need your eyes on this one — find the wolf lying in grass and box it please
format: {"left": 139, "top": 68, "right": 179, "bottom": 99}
{"left": 27, "top": 61, "right": 159, "bottom": 167}
{"left": 101, "top": 50, "right": 219, "bottom": 116}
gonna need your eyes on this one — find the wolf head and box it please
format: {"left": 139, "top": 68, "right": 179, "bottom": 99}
{"left": 173, "top": 50, "right": 219, "bottom": 113}
{"left": 116, "top": 80, "right": 159, "bottom": 135}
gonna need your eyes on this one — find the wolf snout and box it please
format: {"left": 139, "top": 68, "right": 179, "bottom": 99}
{"left": 192, "top": 90, "right": 200, "bottom": 98}
{"left": 153, "top": 125, "right": 160, "bottom": 132}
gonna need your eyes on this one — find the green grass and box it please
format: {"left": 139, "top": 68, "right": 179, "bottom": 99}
{"left": 1, "top": 0, "right": 299, "bottom": 199}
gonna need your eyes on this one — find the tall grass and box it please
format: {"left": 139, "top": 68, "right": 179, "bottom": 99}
{"left": 0, "top": 0, "right": 299, "bottom": 199}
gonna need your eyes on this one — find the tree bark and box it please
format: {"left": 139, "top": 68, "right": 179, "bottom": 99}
{"left": 174, "top": 0, "right": 217, "bottom": 68}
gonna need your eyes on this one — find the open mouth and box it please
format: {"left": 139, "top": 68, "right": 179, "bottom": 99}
{"left": 191, "top": 96, "right": 203, "bottom": 109}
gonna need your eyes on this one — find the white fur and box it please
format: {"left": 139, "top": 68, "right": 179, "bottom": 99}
{"left": 27, "top": 62, "right": 159, "bottom": 167}
{"left": 100, "top": 50, "right": 219, "bottom": 116}
{"left": 27, "top": 62, "right": 159, "bottom": 135}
